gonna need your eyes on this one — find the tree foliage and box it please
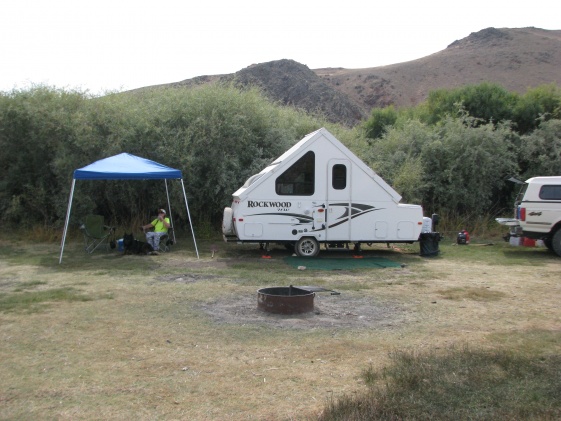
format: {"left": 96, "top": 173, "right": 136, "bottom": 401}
{"left": 519, "top": 119, "right": 561, "bottom": 177}
{"left": 364, "top": 83, "right": 561, "bottom": 139}
{"left": 1, "top": 82, "right": 560, "bottom": 233}
{"left": 419, "top": 116, "right": 518, "bottom": 215}
{"left": 512, "top": 84, "right": 561, "bottom": 134}
{"left": 425, "top": 83, "right": 518, "bottom": 126}
{"left": 366, "top": 115, "right": 519, "bottom": 216}
{"left": 363, "top": 105, "right": 398, "bottom": 140}
{"left": 0, "top": 86, "right": 88, "bottom": 225}
{"left": 361, "top": 82, "right": 561, "bottom": 218}
{"left": 0, "top": 84, "right": 321, "bottom": 230}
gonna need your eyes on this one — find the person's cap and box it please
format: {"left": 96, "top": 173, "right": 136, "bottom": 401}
{"left": 159, "top": 209, "right": 166, "bottom": 214}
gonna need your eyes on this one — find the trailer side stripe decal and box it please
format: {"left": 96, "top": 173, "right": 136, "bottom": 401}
{"left": 246, "top": 213, "right": 314, "bottom": 224}
{"left": 329, "top": 208, "right": 381, "bottom": 228}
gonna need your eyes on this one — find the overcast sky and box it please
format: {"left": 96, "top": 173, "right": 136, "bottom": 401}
{"left": 1, "top": 0, "right": 559, "bottom": 95}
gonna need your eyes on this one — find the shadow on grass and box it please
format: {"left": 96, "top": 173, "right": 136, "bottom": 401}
{"left": 501, "top": 247, "right": 557, "bottom": 260}
{"left": 0, "top": 286, "right": 113, "bottom": 314}
{"left": 437, "top": 241, "right": 560, "bottom": 266}
{"left": 318, "top": 339, "right": 561, "bottom": 421}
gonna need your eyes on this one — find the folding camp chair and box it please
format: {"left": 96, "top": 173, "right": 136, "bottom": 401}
{"left": 159, "top": 227, "right": 174, "bottom": 252}
{"left": 80, "top": 215, "right": 116, "bottom": 253}
{"left": 143, "top": 225, "right": 174, "bottom": 252}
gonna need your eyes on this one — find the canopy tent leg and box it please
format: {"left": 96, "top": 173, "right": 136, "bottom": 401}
{"left": 164, "top": 180, "right": 176, "bottom": 244}
{"left": 180, "top": 178, "right": 199, "bottom": 259}
{"left": 59, "top": 179, "right": 76, "bottom": 264}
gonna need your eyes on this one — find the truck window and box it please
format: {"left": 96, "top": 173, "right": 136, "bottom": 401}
{"left": 275, "top": 151, "right": 315, "bottom": 196}
{"left": 332, "top": 164, "right": 347, "bottom": 190}
{"left": 539, "top": 185, "right": 561, "bottom": 200}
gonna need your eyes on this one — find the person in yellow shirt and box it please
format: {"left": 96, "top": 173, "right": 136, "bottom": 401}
{"left": 141, "top": 209, "right": 170, "bottom": 252}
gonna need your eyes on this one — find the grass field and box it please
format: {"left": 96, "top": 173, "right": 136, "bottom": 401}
{"left": 1, "top": 235, "right": 560, "bottom": 420}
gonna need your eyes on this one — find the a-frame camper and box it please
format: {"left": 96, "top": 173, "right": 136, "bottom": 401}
{"left": 222, "top": 128, "right": 433, "bottom": 256}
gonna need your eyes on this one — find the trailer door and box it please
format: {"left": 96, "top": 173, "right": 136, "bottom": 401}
{"left": 326, "top": 159, "right": 351, "bottom": 242}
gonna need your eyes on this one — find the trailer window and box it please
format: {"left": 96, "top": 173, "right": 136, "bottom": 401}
{"left": 332, "top": 164, "right": 347, "bottom": 189}
{"left": 539, "top": 185, "right": 561, "bottom": 200}
{"left": 275, "top": 151, "right": 315, "bottom": 196}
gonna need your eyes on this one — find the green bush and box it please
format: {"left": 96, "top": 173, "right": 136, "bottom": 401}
{"left": 0, "top": 84, "right": 323, "bottom": 231}
{"left": 366, "top": 115, "right": 518, "bottom": 215}
{"left": 519, "top": 118, "right": 561, "bottom": 177}
{"left": 1, "top": 82, "right": 560, "bottom": 234}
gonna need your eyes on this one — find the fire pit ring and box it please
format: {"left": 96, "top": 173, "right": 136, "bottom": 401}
{"left": 257, "top": 286, "right": 315, "bottom": 315}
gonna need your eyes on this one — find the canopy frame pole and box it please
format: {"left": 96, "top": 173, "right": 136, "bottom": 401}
{"left": 164, "top": 180, "right": 176, "bottom": 244}
{"left": 59, "top": 179, "right": 76, "bottom": 264}
{"left": 180, "top": 178, "right": 199, "bottom": 259}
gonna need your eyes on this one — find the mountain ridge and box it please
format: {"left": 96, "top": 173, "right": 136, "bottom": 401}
{"left": 142, "top": 27, "right": 561, "bottom": 126}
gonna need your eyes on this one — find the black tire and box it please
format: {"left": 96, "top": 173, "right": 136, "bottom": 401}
{"left": 295, "top": 237, "right": 320, "bottom": 257}
{"left": 543, "top": 237, "right": 553, "bottom": 251}
{"left": 552, "top": 230, "right": 561, "bottom": 257}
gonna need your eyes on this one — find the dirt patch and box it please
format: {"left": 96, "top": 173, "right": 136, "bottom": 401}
{"left": 156, "top": 253, "right": 414, "bottom": 330}
{"left": 163, "top": 256, "right": 276, "bottom": 271}
{"left": 196, "top": 290, "right": 409, "bottom": 330}
{"left": 155, "top": 273, "right": 221, "bottom": 284}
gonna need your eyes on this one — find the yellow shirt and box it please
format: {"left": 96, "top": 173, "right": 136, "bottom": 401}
{"left": 151, "top": 217, "right": 169, "bottom": 233}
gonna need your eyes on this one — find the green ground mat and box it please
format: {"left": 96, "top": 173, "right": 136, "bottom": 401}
{"left": 283, "top": 256, "right": 402, "bottom": 270}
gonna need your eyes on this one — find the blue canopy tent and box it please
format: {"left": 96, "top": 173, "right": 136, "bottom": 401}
{"left": 59, "top": 153, "right": 199, "bottom": 263}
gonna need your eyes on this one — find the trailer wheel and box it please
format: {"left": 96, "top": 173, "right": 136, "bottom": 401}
{"left": 295, "top": 237, "right": 320, "bottom": 257}
{"left": 552, "top": 229, "right": 561, "bottom": 257}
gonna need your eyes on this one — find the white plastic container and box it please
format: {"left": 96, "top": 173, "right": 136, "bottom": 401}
{"left": 509, "top": 236, "right": 523, "bottom": 246}
{"left": 422, "top": 217, "right": 433, "bottom": 233}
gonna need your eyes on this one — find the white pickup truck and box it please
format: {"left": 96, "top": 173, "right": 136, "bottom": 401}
{"left": 497, "top": 176, "right": 561, "bottom": 256}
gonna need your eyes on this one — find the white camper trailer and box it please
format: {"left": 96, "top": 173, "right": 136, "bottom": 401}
{"left": 222, "top": 128, "right": 430, "bottom": 257}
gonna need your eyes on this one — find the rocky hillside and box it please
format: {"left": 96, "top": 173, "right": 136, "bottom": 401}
{"left": 152, "top": 27, "right": 561, "bottom": 127}
{"left": 169, "top": 59, "right": 367, "bottom": 126}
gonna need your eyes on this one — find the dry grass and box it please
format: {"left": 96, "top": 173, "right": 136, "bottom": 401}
{"left": 1, "top": 236, "right": 560, "bottom": 420}
{"left": 319, "top": 343, "right": 561, "bottom": 420}
{"left": 316, "top": 28, "right": 561, "bottom": 110}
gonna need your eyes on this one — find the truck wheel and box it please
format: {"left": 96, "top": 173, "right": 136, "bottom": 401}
{"left": 543, "top": 237, "right": 553, "bottom": 251}
{"left": 295, "top": 237, "right": 320, "bottom": 257}
{"left": 552, "top": 230, "right": 561, "bottom": 257}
